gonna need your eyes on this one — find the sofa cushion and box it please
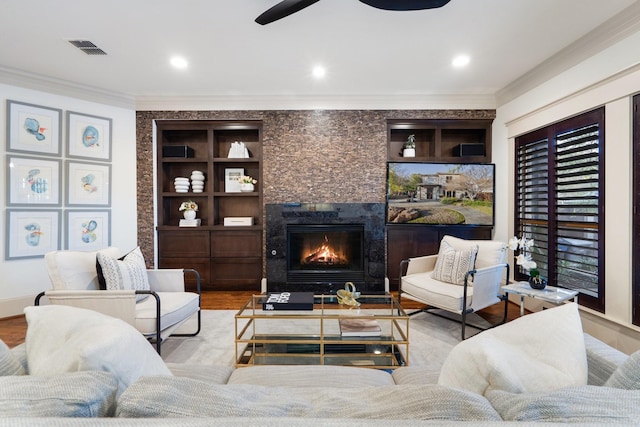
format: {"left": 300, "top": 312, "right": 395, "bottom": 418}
{"left": 0, "top": 370, "right": 117, "bottom": 417}
{"left": 438, "top": 303, "right": 587, "bottom": 395}
{"left": 0, "top": 339, "right": 25, "bottom": 376}
{"left": 487, "top": 386, "right": 640, "bottom": 423}
{"left": 604, "top": 350, "right": 640, "bottom": 389}
{"left": 24, "top": 305, "right": 171, "bottom": 396}
{"left": 117, "top": 378, "right": 501, "bottom": 421}
{"left": 431, "top": 240, "right": 477, "bottom": 285}
{"left": 227, "top": 365, "right": 394, "bottom": 388}
{"left": 166, "top": 363, "right": 234, "bottom": 384}
{"left": 97, "top": 246, "right": 150, "bottom": 302}
{"left": 45, "top": 247, "right": 120, "bottom": 290}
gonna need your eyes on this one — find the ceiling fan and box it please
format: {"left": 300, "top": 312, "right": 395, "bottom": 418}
{"left": 255, "top": 0, "right": 451, "bottom": 25}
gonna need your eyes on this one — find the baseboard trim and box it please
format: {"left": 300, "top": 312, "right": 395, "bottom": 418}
{"left": 0, "top": 295, "right": 34, "bottom": 319}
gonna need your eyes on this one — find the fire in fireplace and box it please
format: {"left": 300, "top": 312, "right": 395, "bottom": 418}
{"left": 287, "top": 224, "right": 364, "bottom": 283}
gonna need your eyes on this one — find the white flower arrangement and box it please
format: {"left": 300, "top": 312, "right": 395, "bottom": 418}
{"left": 179, "top": 200, "right": 198, "bottom": 211}
{"left": 238, "top": 175, "right": 257, "bottom": 184}
{"left": 508, "top": 235, "right": 538, "bottom": 274}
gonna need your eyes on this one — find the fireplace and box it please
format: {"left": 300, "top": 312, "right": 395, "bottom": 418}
{"left": 287, "top": 224, "right": 364, "bottom": 283}
{"left": 265, "top": 203, "right": 386, "bottom": 294}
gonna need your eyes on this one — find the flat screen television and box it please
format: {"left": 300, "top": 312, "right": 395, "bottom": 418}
{"left": 386, "top": 162, "right": 495, "bottom": 226}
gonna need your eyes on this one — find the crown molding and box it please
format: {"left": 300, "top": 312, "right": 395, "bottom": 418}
{"left": 134, "top": 93, "right": 496, "bottom": 111}
{"left": 496, "top": 1, "right": 640, "bottom": 107}
{"left": 0, "top": 66, "right": 135, "bottom": 109}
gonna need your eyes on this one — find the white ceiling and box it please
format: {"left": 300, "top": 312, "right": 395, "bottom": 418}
{"left": 1, "top": 0, "right": 639, "bottom": 108}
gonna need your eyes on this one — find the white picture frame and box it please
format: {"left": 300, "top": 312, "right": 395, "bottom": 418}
{"left": 5, "top": 209, "right": 61, "bottom": 260}
{"left": 66, "top": 111, "right": 112, "bottom": 161}
{"left": 225, "top": 168, "right": 244, "bottom": 193}
{"left": 66, "top": 161, "right": 111, "bottom": 206}
{"left": 6, "top": 100, "right": 62, "bottom": 156}
{"left": 65, "top": 209, "right": 111, "bottom": 251}
{"left": 6, "top": 155, "right": 62, "bottom": 206}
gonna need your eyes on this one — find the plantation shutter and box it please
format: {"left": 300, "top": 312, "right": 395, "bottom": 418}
{"left": 515, "top": 107, "right": 604, "bottom": 312}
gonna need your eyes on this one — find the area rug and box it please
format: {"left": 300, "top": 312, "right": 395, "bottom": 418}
{"left": 161, "top": 309, "right": 491, "bottom": 371}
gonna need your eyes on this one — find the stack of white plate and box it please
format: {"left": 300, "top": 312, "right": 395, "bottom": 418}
{"left": 190, "top": 170, "right": 205, "bottom": 193}
{"left": 174, "top": 177, "right": 190, "bottom": 193}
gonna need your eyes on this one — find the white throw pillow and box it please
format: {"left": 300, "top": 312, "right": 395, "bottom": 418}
{"left": 24, "top": 305, "right": 172, "bottom": 396}
{"left": 438, "top": 303, "right": 587, "bottom": 396}
{"left": 97, "top": 246, "right": 150, "bottom": 302}
{"left": 431, "top": 240, "right": 478, "bottom": 285}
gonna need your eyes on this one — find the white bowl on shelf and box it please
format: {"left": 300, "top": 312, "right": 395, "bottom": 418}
{"left": 174, "top": 185, "right": 189, "bottom": 191}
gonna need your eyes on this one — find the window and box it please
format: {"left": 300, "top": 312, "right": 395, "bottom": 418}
{"left": 515, "top": 107, "right": 605, "bottom": 312}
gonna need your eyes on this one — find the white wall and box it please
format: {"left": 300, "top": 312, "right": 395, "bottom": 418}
{"left": 494, "top": 30, "right": 640, "bottom": 353}
{"left": 0, "top": 84, "right": 137, "bottom": 317}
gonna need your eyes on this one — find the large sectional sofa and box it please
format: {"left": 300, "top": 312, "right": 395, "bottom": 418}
{"left": 1, "top": 303, "right": 639, "bottom": 425}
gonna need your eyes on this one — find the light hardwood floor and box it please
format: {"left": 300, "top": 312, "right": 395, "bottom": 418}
{"left": 0, "top": 291, "right": 522, "bottom": 348}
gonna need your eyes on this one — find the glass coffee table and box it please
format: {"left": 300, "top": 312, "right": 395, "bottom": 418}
{"left": 235, "top": 294, "right": 409, "bottom": 369}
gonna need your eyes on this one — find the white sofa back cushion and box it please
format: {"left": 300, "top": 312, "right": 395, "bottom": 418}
{"left": 45, "top": 247, "right": 120, "bottom": 290}
{"left": 438, "top": 303, "right": 587, "bottom": 395}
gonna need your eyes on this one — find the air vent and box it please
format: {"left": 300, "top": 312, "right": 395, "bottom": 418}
{"left": 68, "top": 40, "right": 107, "bottom": 55}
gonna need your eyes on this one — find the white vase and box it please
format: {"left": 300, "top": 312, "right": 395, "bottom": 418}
{"left": 403, "top": 148, "right": 415, "bottom": 157}
{"left": 183, "top": 210, "right": 196, "bottom": 220}
{"left": 240, "top": 183, "right": 255, "bottom": 192}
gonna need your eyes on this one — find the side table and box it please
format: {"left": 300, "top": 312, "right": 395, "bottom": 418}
{"left": 501, "top": 282, "right": 578, "bottom": 316}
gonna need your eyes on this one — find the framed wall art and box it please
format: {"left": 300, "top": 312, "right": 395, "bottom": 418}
{"left": 6, "top": 100, "right": 62, "bottom": 156}
{"left": 6, "top": 155, "right": 62, "bottom": 206}
{"left": 65, "top": 209, "right": 111, "bottom": 251}
{"left": 5, "top": 209, "right": 61, "bottom": 260}
{"left": 66, "top": 111, "right": 112, "bottom": 161}
{"left": 66, "top": 160, "right": 111, "bottom": 206}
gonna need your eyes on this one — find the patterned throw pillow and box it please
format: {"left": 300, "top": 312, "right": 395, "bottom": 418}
{"left": 96, "top": 247, "right": 150, "bottom": 302}
{"left": 0, "top": 339, "right": 25, "bottom": 376}
{"left": 431, "top": 240, "right": 478, "bottom": 285}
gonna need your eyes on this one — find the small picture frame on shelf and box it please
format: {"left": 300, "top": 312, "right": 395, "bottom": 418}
{"left": 225, "top": 168, "right": 244, "bottom": 192}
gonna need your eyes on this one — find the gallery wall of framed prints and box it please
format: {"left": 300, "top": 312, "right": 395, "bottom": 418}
{"left": 4, "top": 100, "right": 113, "bottom": 259}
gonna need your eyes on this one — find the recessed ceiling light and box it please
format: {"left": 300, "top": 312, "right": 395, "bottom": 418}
{"left": 170, "top": 57, "right": 188, "bottom": 69}
{"left": 452, "top": 55, "right": 470, "bottom": 68}
{"left": 312, "top": 65, "right": 326, "bottom": 79}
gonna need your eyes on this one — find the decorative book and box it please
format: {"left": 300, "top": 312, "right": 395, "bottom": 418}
{"left": 262, "top": 292, "right": 314, "bottom": 311}
{"left": 339, "top": 318, "right": 381, "bottom": 337}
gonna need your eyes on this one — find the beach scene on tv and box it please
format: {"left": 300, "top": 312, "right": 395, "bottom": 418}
{"left": 387, "top": 163, "right": 494, "bottom": 225}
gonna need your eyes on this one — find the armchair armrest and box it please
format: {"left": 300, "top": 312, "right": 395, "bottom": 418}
{"left": 146, "top": 268, "right": 201, "bottom": 294}
{"left": 403, "top": 255, "right": 438, "bottom": 276}
{"left": 36, "top": 289, "right": 137, "bottom": 326}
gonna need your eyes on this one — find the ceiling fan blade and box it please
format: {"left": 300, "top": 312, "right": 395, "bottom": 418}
{"left": 359, "top": 0, "right": 451, "bottom": 11}
{"left": 255, "top": 0, "right": 321, "bottom": 25}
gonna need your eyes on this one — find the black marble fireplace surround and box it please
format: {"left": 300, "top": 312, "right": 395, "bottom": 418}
{"left": 265, "top": 203, "right": 386, "bottom": 294}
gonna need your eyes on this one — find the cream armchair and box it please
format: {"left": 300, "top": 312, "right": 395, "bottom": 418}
{"left": 35, "top": 247, "right": 201, "bottom": 354}
{"left": 399, "top": 235, "right": 509, "bottom": 340}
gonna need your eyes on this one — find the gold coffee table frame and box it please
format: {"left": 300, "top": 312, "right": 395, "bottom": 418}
{"left": 235, "top": 294, "right": 409, "bottom": 369}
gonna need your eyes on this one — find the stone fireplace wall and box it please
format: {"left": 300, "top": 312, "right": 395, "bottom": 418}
{"left": 136, "top": 109, "right": 496, "bottom": 270}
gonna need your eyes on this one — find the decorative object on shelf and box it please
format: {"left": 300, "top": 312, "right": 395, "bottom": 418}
{"left": 336, "top": 282, "right": 361, "bottom": 307}
{"left": 179, "top": 200, "right": 198, "bottom": 220}
{"left": 402, "top": 134, "right": 416, "bottom": 157}
{"left": 228, "top": 141, "right": 250, "bottom": 158}
{"left": 190, "top": 170, "right": 205, "bottom": 193}
{"left": 508, "top": 234, "right": 546, "bottom": 289}
{"left": 238, "top": 175, "right": 257, "bottom": 192}
{"left": 225, "top": 168, "right": 244, "bottom": 192}
{"left": 223, "top": 217, "right": 254, "bottom": 226}
{"left": 174, "top": 177, "right": 190, "bottom": 193}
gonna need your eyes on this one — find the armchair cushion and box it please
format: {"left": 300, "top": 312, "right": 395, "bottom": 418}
{"left": 402, "top": 272, "right": 473, "bottom": 312}
{"left": 45, "top": 247, "right": 120, "bottom": 290}
{"left": 96, "top": 247, "right": 150, "bottom": 302}
{"left": 441, "top": 235, "right": 507, "bottom": 269}
{"left": 24, "top": 305, "right": 172, "bottom": 397}
{"left": 431, "top": 240, "right": 478, "bottom": 285}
